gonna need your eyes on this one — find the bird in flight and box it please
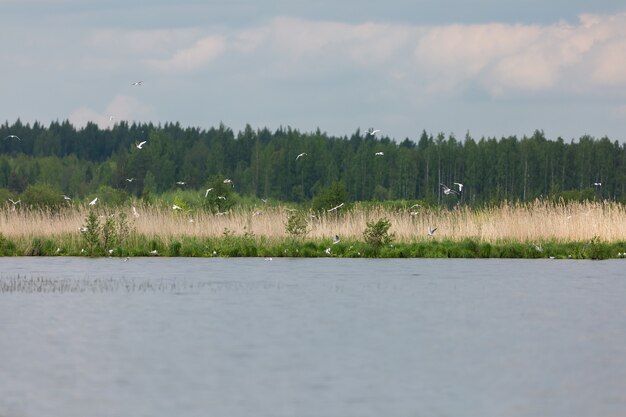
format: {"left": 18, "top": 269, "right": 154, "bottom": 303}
{"left": 375, "top": 151, "right": 384, "bottom": 156}
{"left": 327, "top": 203, "right": 344, "bottom": 212}
{"left": 366, "top": 128, "right": 381, "bottom": 136}
{"left": 333, "top": 235, "right": 340, "bottom": 244}
{"left": 296, "top": 152, "right": 307, "bottom": 160}
{"left": 453, "top": 182, "right": 464, "bottom": 192}
{"left": 4, "top": 135, "right": 20, "bottom": 140}
{"left": 126, "top": 178, "right": 135, "bottom": 182}
{"left": 223, "top": 179, "right": 234, "bottom": 186}
{"left": 132, "top": 206, "right": 140, "bottom": 218}
{"left": 593, "top": 182, "right": 602, "bottom": 187}
{"left": 62, "top": 195, "right": 72, "bottom": 201}
{"left": 205, "top": 188, "right": 214, "bottom": 197}
{"left": 89, "top": 197, "right": 98, "bottom": 206}
{"left": 427, "top": 226, "right": 437, "bottom": 237}
{"left": 132, "top": 81, "right": 143, "bottom": 86}
{"left": 136, "top": 141, "right": 146, "bottom": 149}
{"left": 172, "top": 204, "right": 182, "bottom": 210}
{"left": 176, "top": 181, "right": 186, "bottom": 186}
{"left": 440, "top": 183, "right": 459, "bottom": 196}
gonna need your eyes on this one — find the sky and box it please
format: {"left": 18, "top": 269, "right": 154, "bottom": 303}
{"left": 2, "top": 0, "right": 626, "bottom": 143}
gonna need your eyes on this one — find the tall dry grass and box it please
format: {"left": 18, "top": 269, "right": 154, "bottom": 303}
{"left": 1, "top": 200, "right": 625, "bottom": 243}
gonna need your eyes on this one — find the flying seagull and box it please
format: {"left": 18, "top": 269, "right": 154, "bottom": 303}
{"left": 126, "top": 178, "right": 135, "bottom": 182}
{"left": 132, "top": 206, "right": 140, "bottom": 218}
{"left": 132, "top": 81, "right": 143, "bottom": 86}
{"left": 4, "top": 135, "right": 20, "bottom": 140}
{"left": 176, "top": 181, "right": 186, "bottom": 186}
{"left": 327, "top": 202, "right": 344, "bottom": 212}
{"left": 441, "top": 183, "right": 459, "bottom": 196}
{"left": 223, "top": 179, "right": 234, "bottom": 186}
{"left": 172, "top": 204, "right": 182, "bottom": 210}
{"left": 333, "top": 235, "right": 341, "bottom": 244}
{"left": 427, "top": 226, "right": 437, "bottom": 237}
{"left": 375, "top": 151, "right": 384, "bottom": 156}
{"left": 296, "top": 152, "right": 307, "bottom": 160}
{"left": 89, "top": 197, "right": 98, "bottom": 206}
{"left": 453, "top": 182, "right": 464, "bottom": 192}
{"left": 8, "top": 198, "right": 20, "bottom": 206}
{"left": 205, "top": 188, "right": 214, "bottom": 197}
{"left": 366, "top": 128, "right": 381, "bottom": 136}
{"left": 593, "top": 182, "right": 602, "bottom": 187}
{"left": 62, "top": 195, "right": 72, "bottom": 201}
{"left": 136, "top": 141, "right": 146, "bottom": 149}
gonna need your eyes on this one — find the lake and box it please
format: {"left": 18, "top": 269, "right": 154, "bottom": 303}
{"left": 1, "top": 257, "right": 625, "bottom": 417}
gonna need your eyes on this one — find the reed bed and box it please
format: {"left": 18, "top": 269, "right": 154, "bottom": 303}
{"left": 1, "top": 200, "right": 625, "bottom": 243}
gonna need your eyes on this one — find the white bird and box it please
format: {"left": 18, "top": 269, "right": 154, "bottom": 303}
{"left": 205, "top": 188, "right": 214, "bottom": 197}
{"left": 150, "top": 249, "right": 158, "bottom": 256}
{"left": 89, "top": 197, "right": 98, "bottom": 206}
{"left": 132, "top": 81, "right": 143, "bottom": 86}
{"left": 176, "top": 181, "right": 186, "bottom": 186}
{"left": 454, "top": 182, "right": 464, "bottom": 192}
{"left": 126, "top": 178, "right": 135, "bottom": 182}
{"left": 217, "top": 196, "right": 226, "bottom": 200}
{"left": 333, "top": 235, "right": 340, "bottom": 244}
{"left": 375, "top": 151, "right": 384, "bottom": 156}
{"left": 441, "top": 183, "right": 459, "bottom": 196}
{"left": 223, "top": 179, "right": 234, "bottom": 186}
{"left": 136, "top": 141, "right": 146, "bottom": 149}
{"left": 593, "top": 182, "right": 602, "bottom": 187}
{"left": 62, "top": 195, "right": 72, "bottom": 201}
{"left": 4, "top": 135, "right": 20, "bottom": 140}
{"left": 172, "top": 204, "right": 182, "bottom": 210}
{"left": 79, "top": 227, "right": 88, "bottom": 233}
{"left": 109, "top": 115, "right": 115, "bottom": 122}
{"left": 296, "top": 152, "right": 307, "bottom": 160}
{"left": 327, "top": 202, "right": 344, "bottom": 212}
{"left": 325, "top": 247, "right": 332, "bottom": 255}
{"left": 427, "top": 226, "right": 437, "bottom": 237}
{"left": 366, "top": 128, "right": 381, "bottom": 136}
{"left": 132, "top": 206, "right": 140, "bottom": 218}
{"left": 108, "top": 249, "right": 114, "bottom": 255}
{"left": 8, "top": 198, "right": 20, "bottom": 205}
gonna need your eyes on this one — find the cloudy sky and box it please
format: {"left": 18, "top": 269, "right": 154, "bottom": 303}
{"left": 2, "top": 0, "right": 626, "bottom": 142}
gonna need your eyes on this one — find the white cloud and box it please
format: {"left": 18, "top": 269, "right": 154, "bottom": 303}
{"left": 68, "top": 95, "right": 155, "bottom": 128}
{"left": 145, "top": 35, "right": 226, "bottom": 72}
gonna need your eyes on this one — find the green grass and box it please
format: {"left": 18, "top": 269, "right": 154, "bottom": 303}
{"left": 0, "top": 233, "right": 625, "bottom": 259}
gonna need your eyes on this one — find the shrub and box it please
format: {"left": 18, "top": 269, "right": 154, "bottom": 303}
{"left": 285, "top": 211, "right": 309, "bottom": 238}
{"left": 363, "top": 217, "right": 395, "bottom": 250}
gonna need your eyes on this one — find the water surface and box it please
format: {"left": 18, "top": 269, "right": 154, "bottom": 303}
{"left": 1, "top": 257, "right": 625, "bottom": 417}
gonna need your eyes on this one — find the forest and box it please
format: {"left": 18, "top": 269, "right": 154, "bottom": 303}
{"left": 1, "top": 119, "right": 625, "bottom": 208}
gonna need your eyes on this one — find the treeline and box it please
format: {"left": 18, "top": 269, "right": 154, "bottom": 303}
{"left": 1, "top": 119, "right": 625, "bottom": 205}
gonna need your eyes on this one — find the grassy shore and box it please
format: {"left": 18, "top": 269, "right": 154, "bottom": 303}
{"left": 1, "top": 200, "right": 625, "bottom": 259}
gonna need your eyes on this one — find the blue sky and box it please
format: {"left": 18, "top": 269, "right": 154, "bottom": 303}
{"left": 2, "top": 0, "right": 626, "bottom": 142}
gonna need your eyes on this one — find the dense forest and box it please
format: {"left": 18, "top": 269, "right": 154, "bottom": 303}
{"left": 1, "top": 119, "right": 625, "bottom": 206}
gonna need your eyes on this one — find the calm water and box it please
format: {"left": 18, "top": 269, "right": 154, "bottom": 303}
{"left": 1, "top": 257, "right": 625, "bottom": 417}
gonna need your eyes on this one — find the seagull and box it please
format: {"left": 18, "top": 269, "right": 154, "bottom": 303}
{"left": 4, "top": 135, "right": 20, "bottom": 140}
{"left": 8, "top": 198, "right": 20, "bottom": 205}
{"left": 150, "top": 249, "right": 158, "bottom": 256}
{"left": 333, "top": 235, "right": 340, "bottom": 244}
{"left": 62, "top": 195, "right": 72, "bottom": 201}
{"left": 126, "top": 178, "right": 135, "bottom": 182}
{"left": 89, "top": 197, "right": 98, "bottom": 206}
{"left": 172, "top": 204, "right": 182, "bottom": 210}
{"left": 366, "top": 128, "right": 381, "bottom": 136}
{"left": 327, "top": 202, "right": 344, "bottom": 212}
{"left": 427, "top": 226, "right": 437, "bottom": 237}
{"left": 223, "top": 179, "right": 234, "bottom": 186}
{"left": 325, "top": 247, "right": 332, "bottom": 255}
{"left": 109, "top": 115, "right": 115, "bottom": 122}
{"left": 593, "top": 182, "right": 602, "bottom": 187}
{"left": 136, "top": 141, "right": 146, "bottom": 149}
{"left": 176, "top": 181, "right": 186, "bottom": 186}
{"left": 132, "top": 81, "right": 143, "bottom": 86}
{"left": 79, "top": 227, "right": 88, "bottom": 233}
{"left": 296, "top": 152, "right": 307, "bottom": 160}
{"left": 132, "top": 206, "right": 140, "bottom": 218}
{"left": 204, "top": 188, "right": 214, "bottom": 197}
{"left": 453, "top": 182, "right": 464, "bottom": 192}
{"left": 217, "top": 196, "right": 226, "bottom": 200}
{"left": 374, "top": 151, "right": 384, "bottom": 156}
{"left": 441, "top": 183, "right": 459, "bottom": 196}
